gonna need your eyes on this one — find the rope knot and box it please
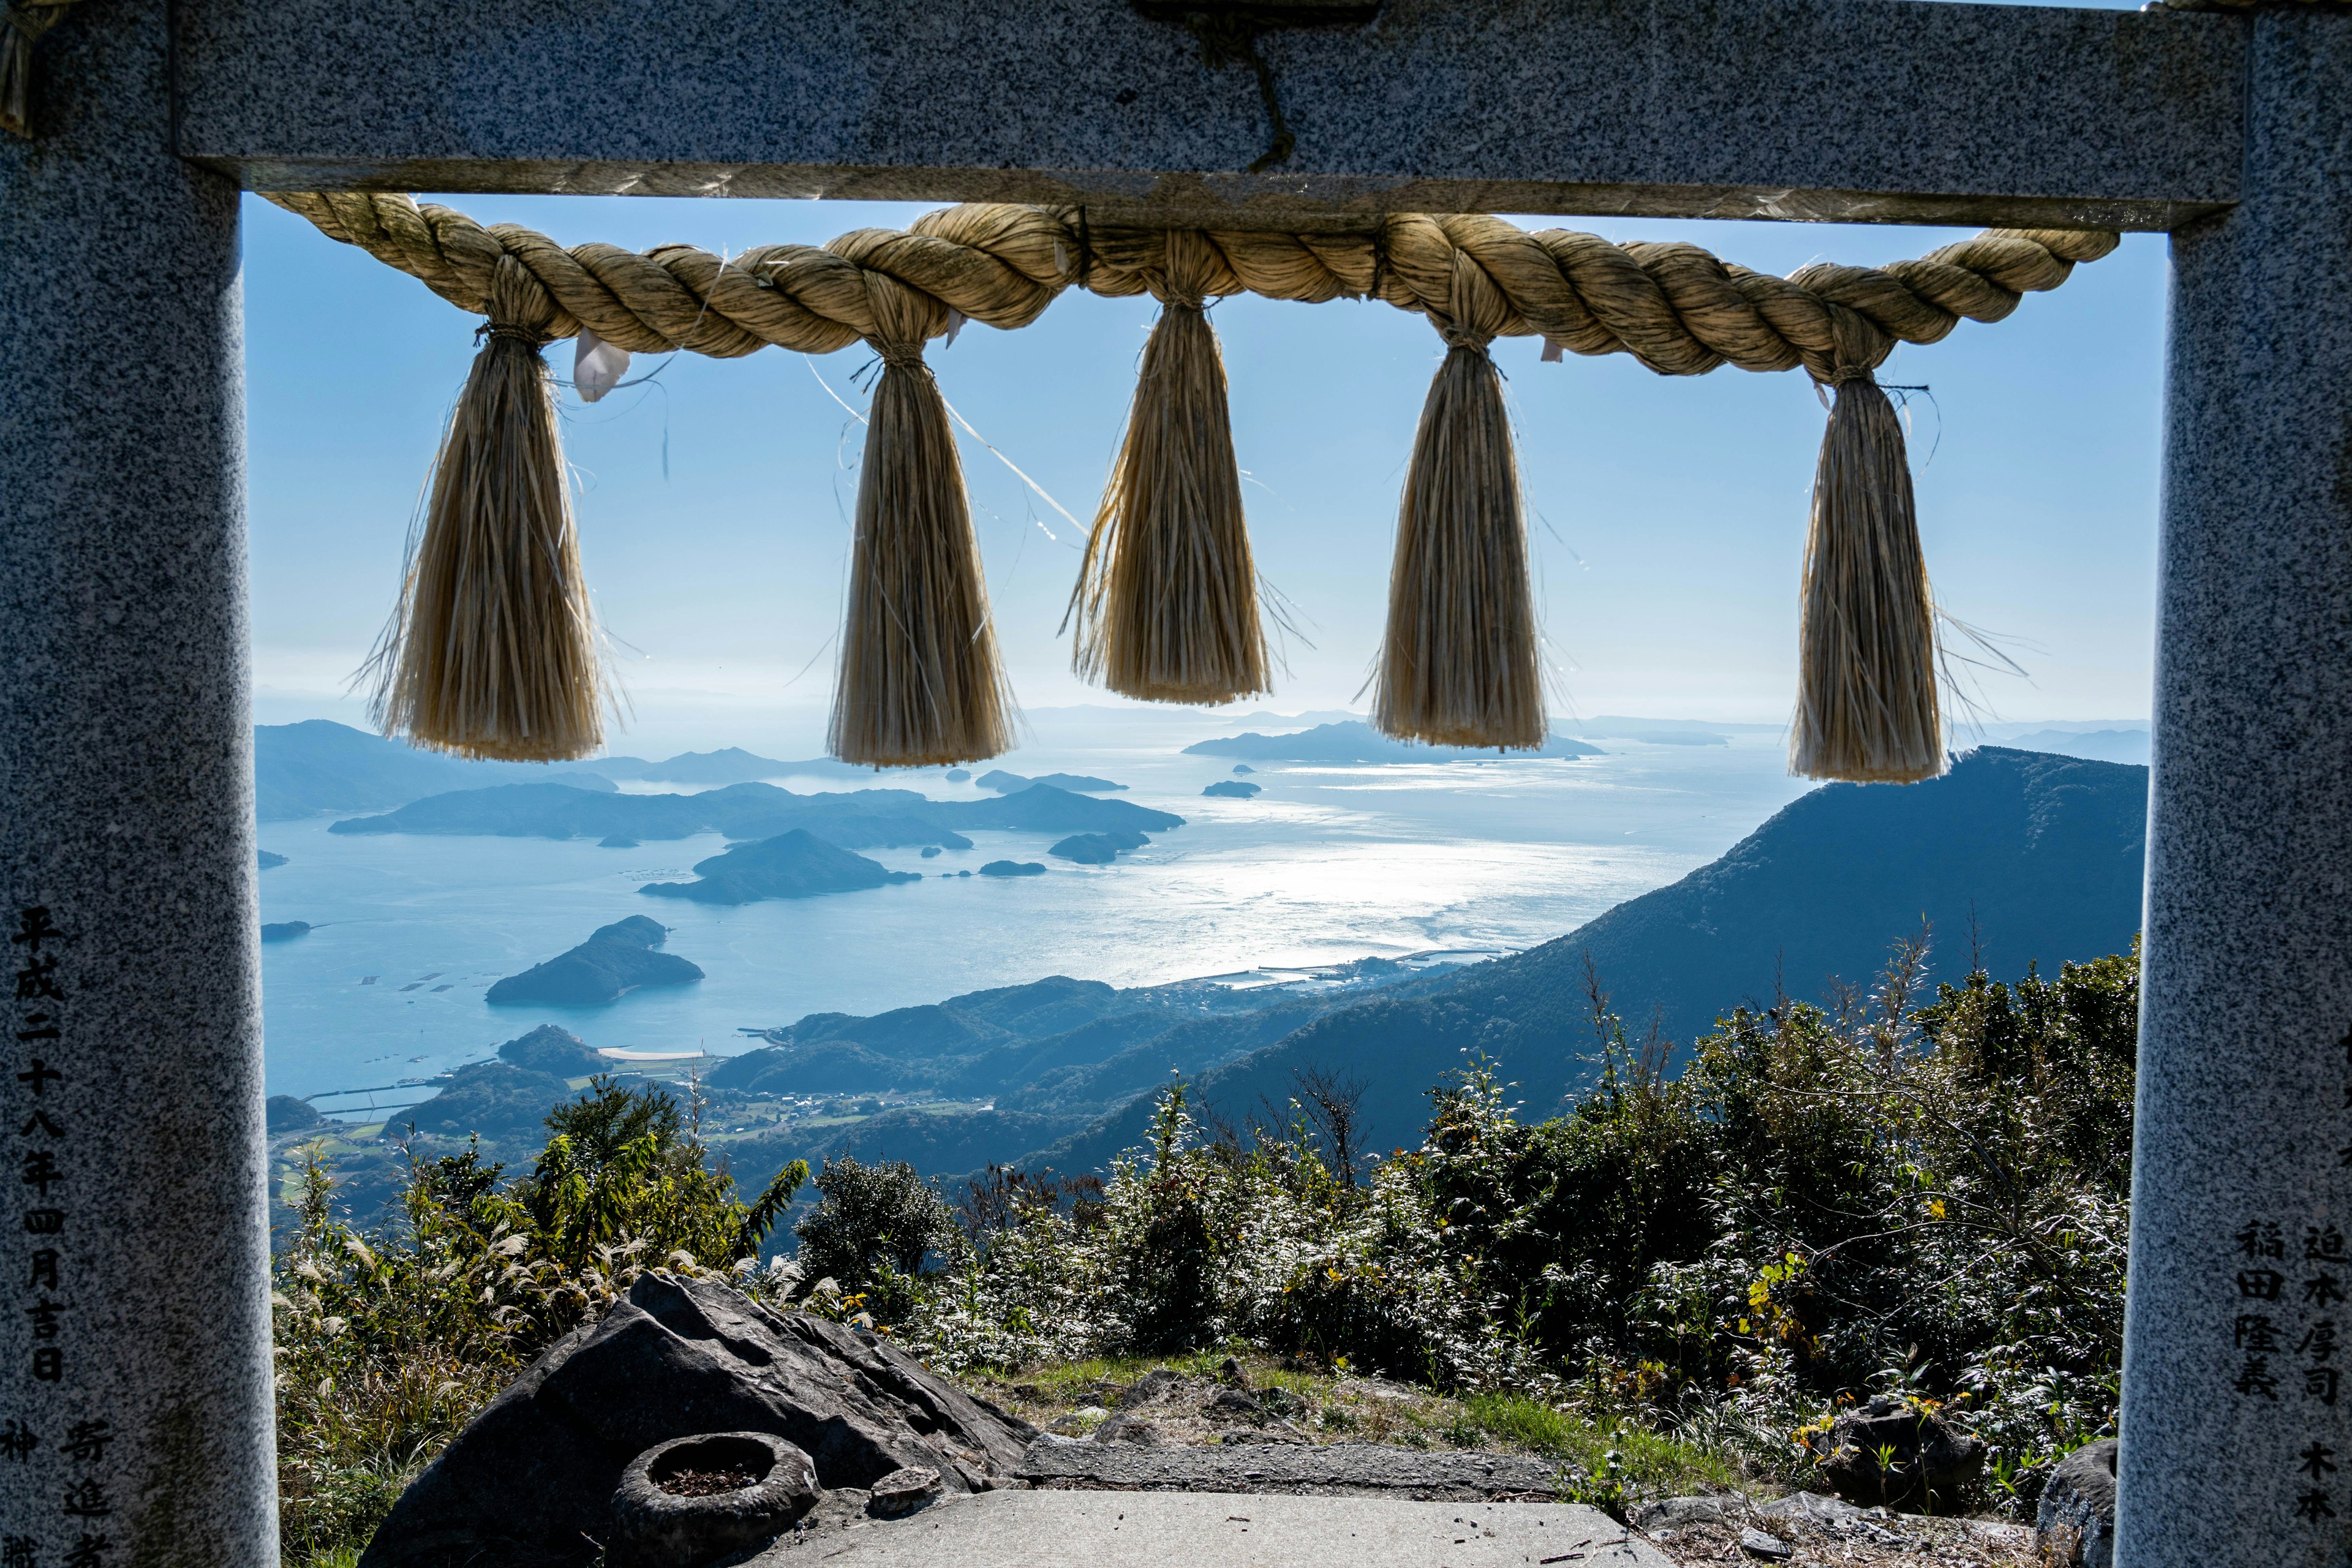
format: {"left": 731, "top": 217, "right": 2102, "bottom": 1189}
{"left": 1439, "top": 322, "right": 1494, "bottom": 355}
{"left": 1825, "top": 364, "right": 1875, "bottom": 388}
{"left": 478, "top": 321, "right": 546, "bottom": 350}
{"left": 869, "top": 338, "right": 930, "bottom": 375}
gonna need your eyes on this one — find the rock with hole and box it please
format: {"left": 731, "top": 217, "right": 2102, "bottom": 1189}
{"left": 355, "top": 1272, "right": 1032, "bottom": 1567}
{"left": 607, "top": 1431, "right": 815, "bottom": 1568}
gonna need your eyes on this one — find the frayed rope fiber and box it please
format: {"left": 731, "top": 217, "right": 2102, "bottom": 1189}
{"left": 1374, "top": 254, "right": 1544, "bottom": 751}
{"left": 1789, "top": 363, "right": 1943, "bottom": 784}
{"left": 1068, "top": 231, "right": 1269, "bottom": 706}
{"left": 828, "top": 276, "right": 1016, "bottom": 769}
{"left": 368, "top": 257, "right": 605, "bottom": 763}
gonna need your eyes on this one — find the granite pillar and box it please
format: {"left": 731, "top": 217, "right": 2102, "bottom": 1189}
{"left": 0, "top": 2, "right": 278, "bottom": 1563}
{"left": 2118, "top": 12, "right": 2352, "bottom": 1565}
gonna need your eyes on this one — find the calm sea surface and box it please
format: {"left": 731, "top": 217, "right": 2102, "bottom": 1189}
{"left": 256, "top": 714, "right": 1814, "bottom": 1101}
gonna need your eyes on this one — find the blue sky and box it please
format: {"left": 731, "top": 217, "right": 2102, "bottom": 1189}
{"left": 244, "top": 186, "right": 2168, "bottom": 758}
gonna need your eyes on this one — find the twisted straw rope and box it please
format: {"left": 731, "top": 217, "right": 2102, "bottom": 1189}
{"left": 266, "top": 193, "right": 2118, "bottom": 380}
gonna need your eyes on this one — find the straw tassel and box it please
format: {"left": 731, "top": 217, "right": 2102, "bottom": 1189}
{"left": 1373, "top": 255, "right": 1544, "bottom": 750}
{"left": 1067, "top": 231, "right": 1269, "bottom": 705}
{"left": 1788, "top": 361, "right": 1943, "bottom": 783}
{"left": 368, "top": 255, "right": 605, "bottom": 763}
{"left": 829, "top": 275, "right": 1016, "bottom": 767}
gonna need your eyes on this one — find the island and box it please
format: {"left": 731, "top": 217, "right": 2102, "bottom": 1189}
{"left": 1182, "top": 718, "right": 1603, "bottom": 763}
{"left": 599, "top": 834, "right": 639, "bottom": 848}
{"left": 326, "top": 779, "right": 1163, "bottom": 846}
{"left": 976, "top": 770, "right": 1128, "bottom": 794}
{"left": 1050, "top": 831, "right": 1149, "bottom": 864}
{"left": 638, "top": 829, "right": 920, "bottom": 906}
{"left": 979, "top": 860, "right": 1047, "bottom": 878}
{"left": 260, "top": 921, "right": 312, "bottom": 943}
{"left": 258, "top": 850, "right": 288, "bottom": 870}
{"left": 265, "top": 1094, "right": 322, "bottom": 1134}
{"left": 486, "top": 916, "right": 704, "bottom": 1006}
{"left": 497, "top": 1023, "right": 608, "bottom": 1076}
{"left": 1202, "top": 780, "right": 1261, "bottom": 799}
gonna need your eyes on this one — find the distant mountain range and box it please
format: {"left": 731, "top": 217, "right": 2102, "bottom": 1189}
{"left": 254, "top": 720, "right": 617, "bottom": 821}
{"left": 2001, "top": 728, "right": 2150, "bottom": 765}
{"left": 1183, "top": 720, "right": 1602, "bottom": 763}
{"left": 253, "top": 722, "right": 925, "bottom": 820}
{"left": 1005, "top": 746, "right": 2148, "bottom": 1179}
{"left": 324, "top": 780, "right": 1180, "bottom": 848}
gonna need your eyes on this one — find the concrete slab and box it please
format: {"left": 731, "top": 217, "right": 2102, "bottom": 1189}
{"left": 755, "top": 1489, "right": 1674, "bottom": 1568}
{"left": 1016, "top": 1437, "right": 1566, "bottom": 1499}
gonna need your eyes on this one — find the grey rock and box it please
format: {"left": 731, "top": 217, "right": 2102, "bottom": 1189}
{"left": 1205, "top": 1387, "right": 1266, "bottom": 1423}
{"left": 1813, "top": 1395, "right": 1984, "bottom": 1509}
{"left": 1262, "top": 1387, "right": 1309, "bottom": 1420}
{"left": 1632, "top": 1494, "right": 1742, "bottom": 1534}
{"left": 357, "top": 1273, "right": 1032, "bottom": 1567}
{"left": 866, "top": 1466, "right": 943, "bottom": 1518}
{"left": 1738, "top": 1528, "right": 1794, "bottom": 1561}
{"left": 1092, "top": 1413, "right": 1163, "bottom": 1446}
{"left": 1757, "top": 1491, "right": 1869, "bottom": 1526}
{"left": 2037, "top": 1439, "right": 2116, "bottom": 1568}
{"left": 1016, "top": 1439, "right": 1562, "bottom": 1500}
{"left": 1118, "top": 1368, "right": 1190, "bottom": 1409}
{"left": 608, "top": 1431, "right": 818, "bottom": 1568}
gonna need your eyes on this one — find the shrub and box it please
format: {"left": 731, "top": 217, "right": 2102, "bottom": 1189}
{"left": 791, "top": 1155, "right": 962, "bottom": 1322}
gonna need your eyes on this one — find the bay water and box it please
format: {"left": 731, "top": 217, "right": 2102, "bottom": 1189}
{"left": 257, "top": 710, "right": 1813, "bottom": 1104}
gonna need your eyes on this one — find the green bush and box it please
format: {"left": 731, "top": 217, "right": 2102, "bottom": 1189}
{"left": 272, "top": 1078, "right": 804, "bottom": 1566}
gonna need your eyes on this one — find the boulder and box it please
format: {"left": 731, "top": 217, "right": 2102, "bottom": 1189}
{"left": 2036, "top": 1439, "right": 2117, "bottom": 1568}
{"left": 1812, "top": 1396, "right": 1985, "bottom": 1510}
{"left": 866, "top": 1466, "right": 942, "bottom": 1518}
{"left": 357, "top": 1273, "right": 1034, "bottom": 1568}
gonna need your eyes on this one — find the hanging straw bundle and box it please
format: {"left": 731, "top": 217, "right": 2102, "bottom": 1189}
{"left": 1373, "top": 251, "right": 1544, "bottom": 751}
{"left": 827, "top": 273, "right": 1016, "bottom": 767}
{"left": 1066, "top": 230, "right": 1268, "bottom": 705}
{"left": 368, "top": 255, "right": 605, "bottom": 762}
{"left": 1788, "top": 354, "right": 1943, "bottom": 783}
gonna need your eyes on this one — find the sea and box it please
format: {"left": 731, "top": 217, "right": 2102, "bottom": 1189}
{"left": 255, "top": 709, "right": 1827, "bottom": 1109}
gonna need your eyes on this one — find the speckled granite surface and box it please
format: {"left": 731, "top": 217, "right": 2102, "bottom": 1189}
{"left": 0, "top": 2, "right": 277, "bottom": 1561}
{"left": 2119, "top": 12, "right": 2352, "bottom": 1567}
{"left": 175, "top": 0, "right": 2242, "bottom": 230}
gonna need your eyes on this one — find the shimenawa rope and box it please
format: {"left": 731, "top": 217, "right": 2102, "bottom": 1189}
{"left": 268, "top": 193, "right": 2118, "bottom": 778}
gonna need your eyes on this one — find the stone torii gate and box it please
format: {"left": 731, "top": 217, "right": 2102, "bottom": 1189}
{"left": 0, "top": 0, "right": 2343, "bottom": 1562}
